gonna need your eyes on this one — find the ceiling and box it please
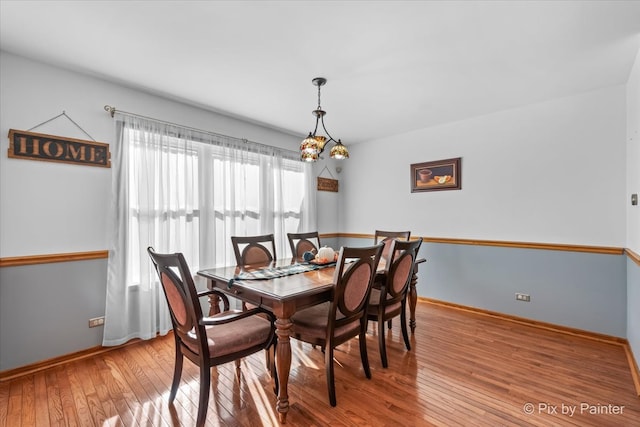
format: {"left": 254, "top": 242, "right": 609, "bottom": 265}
{"left": 1, "top": 1, "right": 639, "bottom": 145}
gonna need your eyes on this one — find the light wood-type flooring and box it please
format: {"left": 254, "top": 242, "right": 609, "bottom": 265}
{"left": 1, "top": 301, "right": 639, "bottom": 426}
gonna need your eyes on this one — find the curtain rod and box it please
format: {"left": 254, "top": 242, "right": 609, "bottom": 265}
{"left": 103, "top": 105, "right": 300, "bottom": 158}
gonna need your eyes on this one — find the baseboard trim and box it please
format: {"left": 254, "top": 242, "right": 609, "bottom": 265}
{"left": 0, "top": 338, "right": 143, "bottom": 383}
{"left": 420, "top": 297, "right": 640, "bottom": 397}
{"left": 624, "top": 344, "right": 640, "bottom": 397}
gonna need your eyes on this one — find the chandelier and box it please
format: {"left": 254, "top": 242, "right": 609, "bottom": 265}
{"left": 300, "top": 77, "right": 349, "bottom": 162}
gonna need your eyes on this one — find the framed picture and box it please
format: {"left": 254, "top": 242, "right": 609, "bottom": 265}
{"left": 410, "top": 157, "right": 461, "bottom": 192}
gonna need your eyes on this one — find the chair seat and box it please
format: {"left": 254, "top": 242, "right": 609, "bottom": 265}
{"left": 291, "top": 302, "right": 360, "bottom": 343}
{"left": 367, "top": 288, "right": 402, "bottom": 315}
{"left": 185, "top": 311, "right": 273, "bottom": 357}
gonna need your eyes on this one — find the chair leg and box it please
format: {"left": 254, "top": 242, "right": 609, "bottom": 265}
{"left": 378, "top": 320, "right": 388, "bottom": 368}
{"left": 267, "top": 344, "right": 279, "bottom": 395}
{"left": 401, "top": 307, "right": 411, "bottom": 351}
{"left": 169, "top": 347, "right": 184, "bottom": 403}
{"left": 235, "top": 358, "right": 241, "bottom": 378}
{"left": 359, "top": 321, "right": 372, "bottom": 379}
{"left": 325, "top": 345, "right": 337, "bottom": 407}
{"left": 196, "top": 365, "right": 211, "bottom": 427}
{"left": 387, "top": 319, "right": 392, "bottom": 329}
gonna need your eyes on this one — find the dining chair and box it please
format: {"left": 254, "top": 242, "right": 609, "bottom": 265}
{"left": 147, "top": 247, "right": 278, "bottom": 427}
{"left": 231, "top": 233, "right": 277, "bottom": 266}
{"left": 287, "top": 231, "right": 321, "bottom": 258}
{"left": 367, "top": 238, "right": 422, "bottom": 368}
{"left": 290, "top": 243, "right": 384, "bottom": 406}
{"left": 373, "top": 230, "right": 412, "bottom": 330}
{"left": 374, "top": 230, "right": 411, "bottom": 260}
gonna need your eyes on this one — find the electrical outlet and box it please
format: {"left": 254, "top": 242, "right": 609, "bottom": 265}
{"left": 89, "top": 316, "right": 105, "bottom": 328}
{"left": 515, "top": 293, "right": 531, "bottom": 302}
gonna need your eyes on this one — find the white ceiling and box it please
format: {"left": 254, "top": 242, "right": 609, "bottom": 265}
{"left": 1, "top": 1, "right": 639, "bottom": 145}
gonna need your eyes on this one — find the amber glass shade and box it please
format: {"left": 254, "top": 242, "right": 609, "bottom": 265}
{"left": 330, "top": 141, "right": 349, "bottom": 160}
{"left": 300, "top": 133, "right": 318, "bottom": 155}
{"left": 314, "top": 135, "right": 327, "bottom": 152}
{"left": 301, "top": 151, "right": 319, "bottom": 162}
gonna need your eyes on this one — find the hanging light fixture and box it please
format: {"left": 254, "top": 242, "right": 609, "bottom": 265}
{"left": 300, "top": 77, "right": 349, "bottom": 162}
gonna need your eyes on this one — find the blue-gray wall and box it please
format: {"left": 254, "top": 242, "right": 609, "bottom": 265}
{"left": 340, "top": 236, "right": 627, "bottom": 338}
{"left": 628, "top": 258, "right": 640, "bottom": 361}
{"left": 0, "top": 259, "right": 107, "bottom": 370}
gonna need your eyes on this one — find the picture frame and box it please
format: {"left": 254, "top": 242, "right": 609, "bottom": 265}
{"left": 410, "top": 157, "right": 461, "bottom": 192}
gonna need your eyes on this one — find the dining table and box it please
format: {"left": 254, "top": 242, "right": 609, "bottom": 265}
{"left": 197, "top": 256, "right": 425, "bottom": 423}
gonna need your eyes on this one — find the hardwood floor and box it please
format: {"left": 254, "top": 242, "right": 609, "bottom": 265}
{"left": 1, "top": 301, "right": 639, "bottom": 426}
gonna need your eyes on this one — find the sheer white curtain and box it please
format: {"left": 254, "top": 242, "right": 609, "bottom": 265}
{"left": 103, "top": 114, "right": 315, "bottom": 346}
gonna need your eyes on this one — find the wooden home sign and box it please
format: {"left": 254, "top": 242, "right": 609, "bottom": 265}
{"left": 317, "top": 177, "right": 338, "bottom": 192}
{"left": 8, "top": 129, "right": 111, "bottom": 168}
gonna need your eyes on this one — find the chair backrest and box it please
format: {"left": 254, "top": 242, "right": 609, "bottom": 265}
{"left": 231, "top": 234, "right": 277, "bottom": 266}
{"left": 374, "top": 230, "right": 411, "bottom": 260}
{"left": 147, "top": 247, "right": 208, "bottom": 357}
{"left": 287, "top": 231, "right": 321, "bottom": 258}
{"left": 330, "top": 243, "right": 384, "bottom": 329}
{"left": 382, "top": 238, "right": 423, "bottom": 300}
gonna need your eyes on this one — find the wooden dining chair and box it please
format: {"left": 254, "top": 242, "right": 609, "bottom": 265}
{"left": 373, "top": 230, "right": 412, "bottom": 330}
{"left": 231, "top": 234, "right": 277, "bottom": 334}
{"left": 287, "top": 231, "right": 321, "bottom": 258}
{"left": 374, "top": 230, "right": 411, "bottom": 260}
{"left": 290, "top": 243, "right": 384, "bottom": 406}
{"left": 147, "top": 247, "right": 278, "bottom": 427}
{"left": 367, "top": 238, "right": 422, "bottom": 368}
{"left": 231, "top": 233, "right": 277, "bottom": 266}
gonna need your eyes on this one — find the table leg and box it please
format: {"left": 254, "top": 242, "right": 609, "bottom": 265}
{"left": 409, "top": 267, "right": 418, "bottom": 333}
{"left": 208, "top": 292, "right": 221, "bottom": 316}
{"left": 275, "top": 317, "right": 292, "bottom": 423}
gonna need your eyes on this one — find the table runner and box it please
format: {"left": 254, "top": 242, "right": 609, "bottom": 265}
{"left": 227, "top": 261, "right": 336, "bottom": 288}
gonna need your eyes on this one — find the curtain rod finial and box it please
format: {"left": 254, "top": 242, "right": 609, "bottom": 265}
{"left": 104, "top": 105, "right": 115, "bottom": 117}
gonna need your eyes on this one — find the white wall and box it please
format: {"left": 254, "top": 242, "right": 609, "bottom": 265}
{"left": 313, "top": 158, "right": 342, "bottom": 235}
{"left": 339, "top": 86, "right": 627, "bottom": 247}
{"left": 0, "top": 51, "right": 301, "bottom": 258}
{"left": 626, "top": 47, "right": 640, "bottom": 368}
{"left": 627, "top": 48, "right": 640, "bottom": 254}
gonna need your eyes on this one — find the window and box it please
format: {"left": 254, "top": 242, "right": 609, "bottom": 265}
{"left": 124, "top": 123, "right": 310, "bottom": 287}
{"left": 105, "top": 114, "right": 315, "bottom": 345}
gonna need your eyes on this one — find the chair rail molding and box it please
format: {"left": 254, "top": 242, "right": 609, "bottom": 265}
{"left": 333, "top": 233, "right": 624, "bottom": 255}
{"left": 0, "top": 250, "right": 108, "bottom": 267}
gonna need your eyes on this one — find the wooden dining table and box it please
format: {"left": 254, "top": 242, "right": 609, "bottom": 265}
{"left": 197, "top": 256, "right": 425, "bottom": 423}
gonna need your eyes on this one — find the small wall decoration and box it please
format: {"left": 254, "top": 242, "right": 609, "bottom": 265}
{"left": 8, "top": 129, "right": 111, "bottom": 168}
{"left": 411, "top": 157, "right": 461, "bottom": 192}
{"left": 317, "top": 165, "right": 339, "bottom": 192}
{"left": 317, "top": 177, "right": 338, "bottom": 192}
{"left": 7, "top": 111, "right": 110, "bottom": 168}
